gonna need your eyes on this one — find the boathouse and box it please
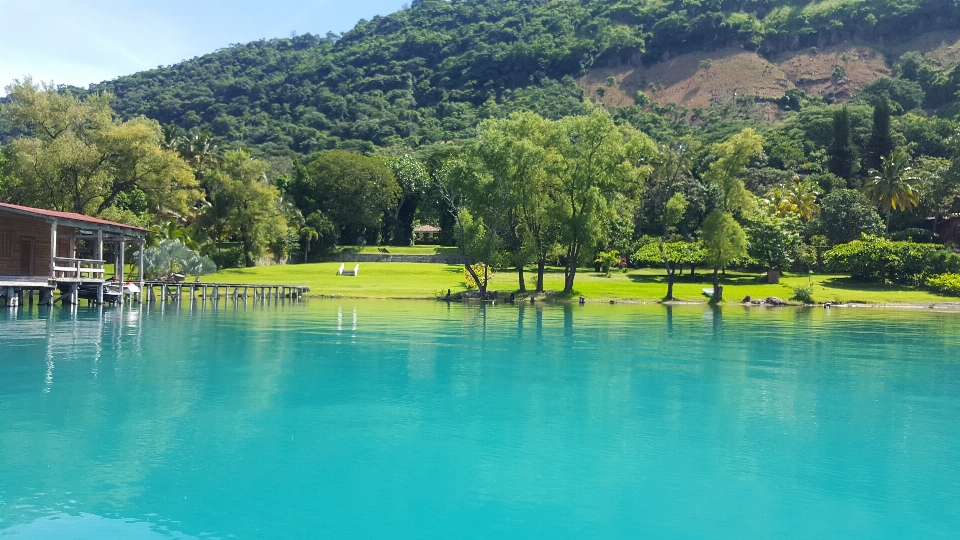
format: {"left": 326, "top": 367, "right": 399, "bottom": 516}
{"left": 0, "top": 202, "right": 148, "bottom": 306}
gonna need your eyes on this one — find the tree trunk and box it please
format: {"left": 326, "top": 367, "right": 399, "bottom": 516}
{"left": 517, "top": 265, "right": 526, "bottom": 293}
{"left": 712, "top": 268, "right": 723, "bottom": 302}
{"left": 536, "top": 259, "right": 545, "bottom": 293}
{"left": 666, "top": 269, "right": 676, "bottom": 301}
{"left": 563, "top": 243, "right": 579, "bottom": 294}
{"left": 465, "top": 263, "right": 485, "bottom": 296}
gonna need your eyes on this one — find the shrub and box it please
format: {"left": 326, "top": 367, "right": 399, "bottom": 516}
{"left": 595, "top": 250, "right": 621, "bottom": 276}
{"left": 209, "top": 247, "right": 245, "bottom": 270}
{"left": 924, "top": 250, "right": 960, "bottom": 275}
{"left": 823, "top": 236, "right": 938, "bottom": 284}
{"left": 142, "top": 240, "right": 218, "bottom": 281}
{"left": 925, "top": 273, "right": 960, "bottom": 297}
{"left": 791, "top": 285, "right": 815, "bottom": 304}
{"left": 463, "top": 263, "right": 493, "bottom": 289}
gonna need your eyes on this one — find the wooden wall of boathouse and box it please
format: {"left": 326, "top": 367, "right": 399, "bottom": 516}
{"left": 0, "top": 212, "right": 73, "bottom": 278}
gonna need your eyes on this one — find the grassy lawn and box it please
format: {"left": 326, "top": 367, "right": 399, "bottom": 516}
{"left": 203, "top": 262, "right": 957, "bottom": 304}
{"left": 203, "top": 262, "right": 465, "bottom": 298}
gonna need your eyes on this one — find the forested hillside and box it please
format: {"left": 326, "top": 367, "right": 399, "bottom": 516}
{"left": 26, "top": 0, "right": 960, "bottom": 158}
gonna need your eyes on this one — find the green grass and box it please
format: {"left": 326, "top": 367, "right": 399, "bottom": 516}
{"left": 203, "top": 262, "right": 958, "bottom": 304}
{"left": 204, "top": 262, "right": 466, "bottom": 298}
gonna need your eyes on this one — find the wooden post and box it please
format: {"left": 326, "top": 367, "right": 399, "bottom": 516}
{"left": 67, "top": 283, "right": 78, "bottom": 305}
{"left": 138, "top": 236, "right": 145, "bottom": 289}
{"left": 118, "top": 237, "right": 126, "bottom": 282}
{"left": 49, "top": 220, "right": 58, "bottom": 279}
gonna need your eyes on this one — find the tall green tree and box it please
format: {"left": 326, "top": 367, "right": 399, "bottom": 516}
{"left": 700, "top": 210, "right": 747, "bottom": 302}
{"left": 866, "top": 97, "right": 894, "bottom": 173}
{"left": 207, "top": 150, "right": 286, "bottom": 267}
{"left": 553, "top": 108, "right": 654, "bottom": 293}
{"left": 437, "top": 154, "right": 506, "bottom": 297}
{"left": 475, "top": 112, "right": 559, "bottom": 293}
{"left": 743, "top": 211, "right": 802, "bottom": 276}
{"left": 291, "top": 150, "right": 400, "bottom": 245}
{"left": 806, "top": 189, "right": 885, "bottom": 245}
{"left": 1, "top": 79, "right": 199, "bottom": 219}
{"left": 659, "top": 192, "right": 688, "bottom": 300}
{"left": 827, "top": 106, "right": 859, "bottom": 184}
{"left": 703, "top": 128, "right": 764, "bottom": 215}
{"left": 383, "top": 154, "right": 430, "bottom": 246}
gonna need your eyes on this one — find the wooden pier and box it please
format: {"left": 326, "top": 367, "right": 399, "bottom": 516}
{"left": 141, "top": 282, "right": 310, "bottom": 304}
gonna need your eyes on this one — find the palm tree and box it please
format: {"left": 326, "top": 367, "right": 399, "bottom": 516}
{"left": 763, "top": 186, "right": 796, "bottom": 217}
{"left": 786, "top": 179, "right": 820, "bottom": 221}
{"left": 863, "top": 150, "right": 920, "bottom": 231}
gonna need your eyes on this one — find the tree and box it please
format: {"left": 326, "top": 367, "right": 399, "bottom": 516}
{"left": 700, "top": 210, "right": 747, "bottom": 302}
{"left": 866, "top": 97, "right": 894, "bottom": 173}
{"left": 383, "top": 154, "right": 429, "bottom": 246}
{"left": 292, "top": 150, "right": 400, "bottom": 245}
{"left": 659, "top": 192, "right": 688, "bottom": 300}
{"left": 784, "top": 179, "right": 820, "bottom": 221}
{"left": 208, "top": 150, "right": 286, "bottom": 267}
{"left": 863, "top": 150, "right": 920, "bottom": 231}
{"left": 1, "top": 79, "right": 199, "bottom": 219}
{"left": 297, "top": 211, "right": 336, "bottom": 263}
{"left": 641, "top": 136, "right": 699, "bottom": 237}
{"left": 474, "top": 112, "right": 559, "bottom": 293}
{"left": 437, "top": 154, "right": 507, "bottom": 297}
{"left": 744, "top": 211, "right": 802, "bottom": 275}
{"left": 553, "top": 108, "right": 655, "bottom": 293}
{"left": 806, "top": 189, "right": 885, "bottom": 245}
{"left": 704, "top": 128, "right": 764, "bottom": 215}
{"left": 827, "top": 106, "right": 858, "bottom": 184}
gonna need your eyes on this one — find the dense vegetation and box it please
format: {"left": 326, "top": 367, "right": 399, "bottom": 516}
{"left": 1, "top": 0, "right": 956, "bottom": 158}
{"left": 3, "top": 0, "right": 960, "bottom": 299}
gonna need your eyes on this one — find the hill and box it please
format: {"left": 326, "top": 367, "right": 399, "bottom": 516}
{"left": 15, "top": 0, "right": 960, "bottom": 156}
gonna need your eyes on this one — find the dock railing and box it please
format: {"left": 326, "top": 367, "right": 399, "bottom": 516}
{"left": 52, "top": 257, "right": 105, "bottom": 281}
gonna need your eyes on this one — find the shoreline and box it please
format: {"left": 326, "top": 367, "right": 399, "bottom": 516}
{"left": 309, "top": 293, "right": 960, "bottom": 311}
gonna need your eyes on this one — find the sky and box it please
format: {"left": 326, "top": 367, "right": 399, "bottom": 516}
{"left": 1, "top": 0, "right": 404, "bottom": 94}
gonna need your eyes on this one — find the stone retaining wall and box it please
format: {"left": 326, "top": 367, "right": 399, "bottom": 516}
{"left": 322, "top": 253, "right": 470, "bottom": 264}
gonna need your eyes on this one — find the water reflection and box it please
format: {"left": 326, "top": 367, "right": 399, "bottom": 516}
{"left": 1, "top": 301, "right": 958, "bottom": 539}
{"left": 2, "top": 513, "right": 200, "bottom": 540}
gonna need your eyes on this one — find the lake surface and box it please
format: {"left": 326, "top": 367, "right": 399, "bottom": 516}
{"left": 1, "top": 300, "right": 959, "bottom": 539}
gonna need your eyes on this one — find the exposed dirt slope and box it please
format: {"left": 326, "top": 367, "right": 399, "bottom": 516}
{"left": 579, "top": 41, "right": 895, "bottom": 114}
{"left": 773, "top": 44, "right": 890, "bottom": 101}
{"left": 581, "top": 47, "right": 794, "bottom": 109}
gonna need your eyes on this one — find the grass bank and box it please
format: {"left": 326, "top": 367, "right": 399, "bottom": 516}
{"left": 203, "top": 262, "right": 957, "bottom": 304}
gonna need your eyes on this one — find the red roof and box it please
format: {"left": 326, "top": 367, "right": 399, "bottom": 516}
{"left": 0, "top": 202, "right": 150, "bottom": 232}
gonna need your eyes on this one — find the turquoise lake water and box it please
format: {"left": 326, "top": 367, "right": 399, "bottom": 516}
{"left": 1, "top": 300, "right": 959, "bottom": 539}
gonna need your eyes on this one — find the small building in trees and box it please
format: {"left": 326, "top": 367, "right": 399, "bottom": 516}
{"left": 0, "top": 203, "right": 148, "bottom": 306}
{"left": 413, "top": 224, "right": 441, "bottom": 244}
{"left": 932, "top": 214, "right": 960, "bottom": 247}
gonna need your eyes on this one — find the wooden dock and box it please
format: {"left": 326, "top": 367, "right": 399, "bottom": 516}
{"left": 1, "top": 280, "right": 310, "bottom": 308}
{"left": 141, "top": 282, "right": 310, "bottom": 304}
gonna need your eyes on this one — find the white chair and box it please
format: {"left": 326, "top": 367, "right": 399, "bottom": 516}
{"left": 338, "top": 264, "right": 359, "bottom": 276}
